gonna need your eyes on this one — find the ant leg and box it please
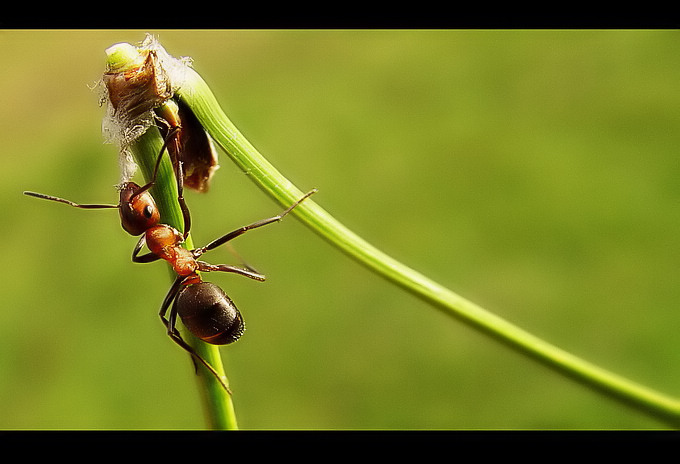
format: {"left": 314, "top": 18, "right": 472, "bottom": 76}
{"left": 159, "top": 276, "right": 184, "bottom": 323}
{"left": 153, "top": 112, "right": 191, "bottom": 238}
{"left": 224, "top": 242, "right": 263, "bottom": 276}
{"left": 133, "top": 126, "right": 181, "bottom": 197}
{"left": 131, "top": 235, "right": 160, "bottom": 263}
{"left": 132, "top": 126, "right": 192, "bottom": 238}
{"left": 197, "top": 261, "right": 266, "bottom": 281}
{"left": 192, "top": 189, "right": 317, "bottom": 257}
{"left": 159, "top": 277, "right": 232, "bottom": 394}
{"left": 175, "top": 159, "right": 192, "bottom": 239}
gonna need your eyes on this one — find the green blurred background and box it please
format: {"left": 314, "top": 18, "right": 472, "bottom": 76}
{"left": 1, "top": 30, "right": 679, "bottom": 429}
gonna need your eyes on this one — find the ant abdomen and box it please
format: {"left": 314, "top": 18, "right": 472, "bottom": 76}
{"left": 175, "top": 282, "right": 245, "bottom": 345}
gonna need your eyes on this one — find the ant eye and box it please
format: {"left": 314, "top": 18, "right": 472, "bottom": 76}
{"left": 144, "top": 205, "right": 155, "bottom": 218}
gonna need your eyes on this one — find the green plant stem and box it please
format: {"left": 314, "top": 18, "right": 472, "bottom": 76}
{"left": 129, "top": 129, "right": 238, "bottom": 430}
{"left": 176, "top": 67, "right": 680, "bottom": 427}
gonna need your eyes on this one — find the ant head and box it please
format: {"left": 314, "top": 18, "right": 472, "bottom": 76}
{"left": 118, "top": 182, "right": 160, "bottom": 236}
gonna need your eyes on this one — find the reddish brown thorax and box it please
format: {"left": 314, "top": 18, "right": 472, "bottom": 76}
{"left": 144, "top": 224, "right": 199, "bottom": 277}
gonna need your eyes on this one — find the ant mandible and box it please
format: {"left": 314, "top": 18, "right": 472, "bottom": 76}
{"left": 24, "top": 133, "right": 316, "bottom": 393}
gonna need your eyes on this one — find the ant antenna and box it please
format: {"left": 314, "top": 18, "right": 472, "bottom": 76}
{"left": 132, "top": 125, "right": 182, "bottom": 199}
{"left": 22, "top": 191, "right": 118, "bottom": 210}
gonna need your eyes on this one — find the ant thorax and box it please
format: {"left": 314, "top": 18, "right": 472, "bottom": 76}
{"left": 145, "top": 224, "right": 198, "bottom": 277}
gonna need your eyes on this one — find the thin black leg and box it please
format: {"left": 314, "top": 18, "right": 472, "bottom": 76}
{"left": 197, "top": 261, "right": 266, "bottom": 281}
{"left": 158, "top": 276, "right": 232, "bottom": 394}
{"left": 131, "top": 235, "right": 160, "bottom": 263}
{"left": 193, "top": 189, "right": 317, "bottom": 257}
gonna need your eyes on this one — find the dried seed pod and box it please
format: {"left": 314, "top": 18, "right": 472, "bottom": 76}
{"left": 156, "top": 98, "right": 219, "bottom": 193}
{"left": 100, "top": 35, "right": 195, "bottom": 183}
{"left": 103, "top": 47, "right": 172, "bottom": 129}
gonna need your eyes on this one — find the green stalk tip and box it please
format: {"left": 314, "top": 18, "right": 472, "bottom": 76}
{"left": 105, "top": 42, "right": 145, "bottom": 73}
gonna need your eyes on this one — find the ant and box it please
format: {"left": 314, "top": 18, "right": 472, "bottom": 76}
{"left": 24, "top": 133, "right": 316, "bottom": 393}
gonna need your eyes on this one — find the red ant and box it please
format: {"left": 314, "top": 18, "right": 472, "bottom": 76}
{"left": 24, "top": 133, "right": 316, "bottom": 392}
